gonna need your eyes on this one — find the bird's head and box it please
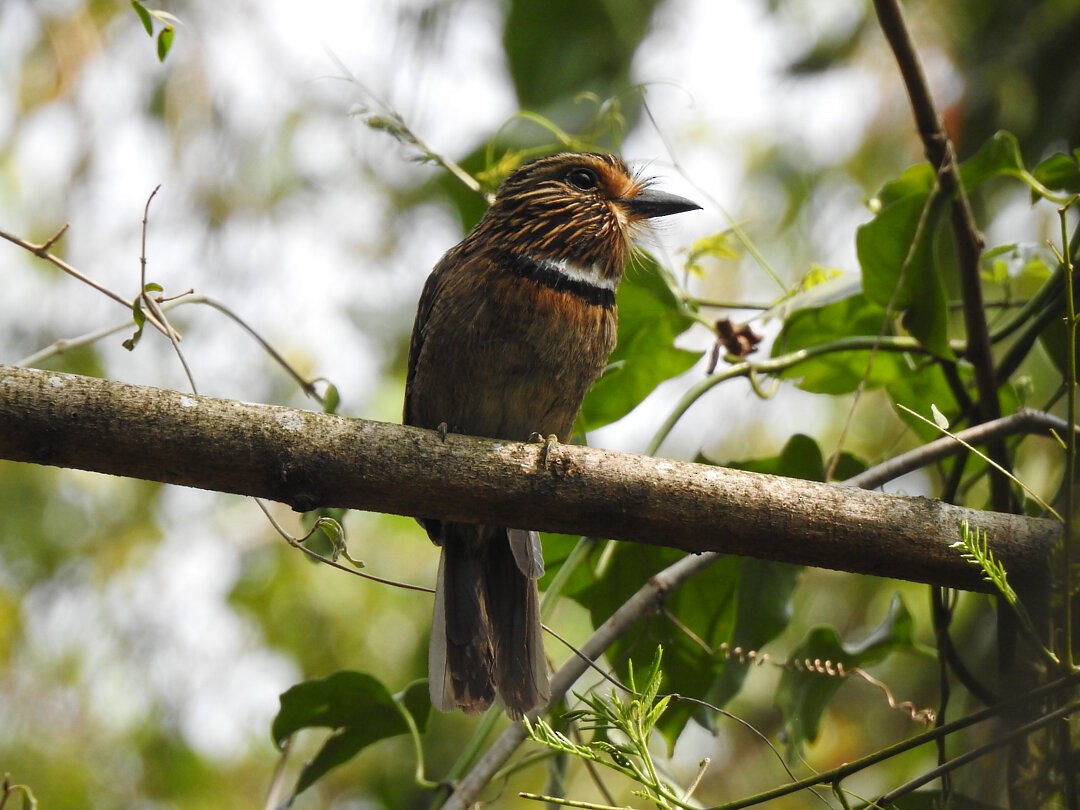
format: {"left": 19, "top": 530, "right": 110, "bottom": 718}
{"left": 471, "top": 153, "right": 701, "bottom": 280}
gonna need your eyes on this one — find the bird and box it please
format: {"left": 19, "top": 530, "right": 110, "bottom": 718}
{"left": 404, "top": 152, "right": 701, "bottom": 719}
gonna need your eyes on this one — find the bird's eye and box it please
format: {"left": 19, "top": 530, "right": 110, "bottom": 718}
{"left": 566, "top": 167, "right": 599, "bottom": 191}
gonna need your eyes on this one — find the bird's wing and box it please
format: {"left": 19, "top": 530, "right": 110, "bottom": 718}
{"left": 404, "top": 249, "right": 457, "bottom": 425}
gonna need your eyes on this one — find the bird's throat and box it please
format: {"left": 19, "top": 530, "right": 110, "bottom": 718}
{"left": 493, "top": 250, "right": 616, "bottom": 309}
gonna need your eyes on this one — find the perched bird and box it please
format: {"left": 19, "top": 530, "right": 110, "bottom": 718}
{"left": 404, "top": 152, "right": 700, "bottom": 719}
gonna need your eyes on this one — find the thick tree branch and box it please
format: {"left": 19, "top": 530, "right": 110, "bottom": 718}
{"left": 0, "top": 365, "right": 1058, "bottom": 592}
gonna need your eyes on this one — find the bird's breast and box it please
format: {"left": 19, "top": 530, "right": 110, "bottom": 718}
{"left": 409, "top": 258, "right": 618, "bottom": 441}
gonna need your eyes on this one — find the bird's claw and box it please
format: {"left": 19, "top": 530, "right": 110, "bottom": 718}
{"left": 534, "top": 433, "right": 560, "bottom": 468}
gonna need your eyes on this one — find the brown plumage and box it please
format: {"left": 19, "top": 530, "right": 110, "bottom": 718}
{"left": 404, "top": 152, "right": 700, "bottom": 719}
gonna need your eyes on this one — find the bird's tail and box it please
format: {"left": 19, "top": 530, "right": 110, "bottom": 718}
{"left": 429, "top": 525, "right": 550, "bottom": 719}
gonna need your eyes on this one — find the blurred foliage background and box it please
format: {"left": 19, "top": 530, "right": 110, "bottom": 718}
{"left": 1, "top": 0, "right": 1078, "bottom": 807}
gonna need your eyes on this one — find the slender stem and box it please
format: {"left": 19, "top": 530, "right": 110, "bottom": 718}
{"left": 930, "top": 587, "right": 953, "bottom": 799}
{"left": 0, "top": 224, "right": 171, "bottom": 337}
{"left": 263, "top": 737, "right": 292, "bottom": 810}
{"left": 518, "top": 792, "right": 630, "bottom": 809}
{"left": 988, "top": 263, "right": 1066, "bottom": 344}
{"left": 709, "top": 675, "right": 1080, "bottom": 810}
{"left": 645, "top": 335, "right": 934, "bottom": 456}
{"left": 873, "top": 700, "right": 1080, "bottom": 805}
{"left": 1062, "top": 206, "right": 1077, "bottom": 670}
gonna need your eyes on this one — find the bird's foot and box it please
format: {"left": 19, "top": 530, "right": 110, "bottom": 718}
{"left": 529, "top": 432, "right": 561, "bottom": 469}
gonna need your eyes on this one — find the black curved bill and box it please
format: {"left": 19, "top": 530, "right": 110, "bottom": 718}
{"left": 622, "top": 188, "right": 702, "bottom": 219}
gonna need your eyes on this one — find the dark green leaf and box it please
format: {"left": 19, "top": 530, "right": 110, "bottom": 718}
{"left": 503, "top": 0, "right": 660, "bottom": 113}
{"left": 857, "top": 189, "right": 953, "bottom": 357}
{"left": 539, "top": 533, "right": 597, "bottom": 596}
{"left": 131, "top": 0, "right": 153, "bottom": 36}
{"left": 729, "top": 433, "right": 825, "bottom": 480}
{"left": 726, "top": 433, "right": 866, "bottom": 486}
{"left": 773, "top": 294, "right": 907, "bottom": 395}
{"left": 579, "top": 255, "right": 698, "bottom": 431}
{"left": 272, "top": 671, "right": 407, "bottom": 745}
{"left": 157, "top": 26, "right": 174, "bottom": 62}
{"left": 776, "top": 594, "right": 914, "bottom": 752}
{"left": 873, "top": 163, "right": 934, "bottom": 209}
{"left": 1032, "top": 150, "right": 1080, "bottom": 195}
{"left": 958, "top": 130, "right": 1026, "bottom": 190}
{"left": 294, "top": 726, "right": 372, "bottom": 794}
{"left": 858, "top": 193, "right": 927, "bottom": 309}
{"left": 272, "top": 671, "right": 410, "bottom": 797}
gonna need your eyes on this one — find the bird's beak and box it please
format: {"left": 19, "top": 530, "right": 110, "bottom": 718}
{"left": 621, "top": 188, "right": 702, "bottom": 219}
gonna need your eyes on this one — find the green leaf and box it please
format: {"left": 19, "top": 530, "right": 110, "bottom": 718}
{"left": 272, "top": 671, "right": 411, "bottom": 796}
{"left": 157, "top": 26, "right": 174, "bottom": 62}
{"left": 1032, "top": 149, "right": 1080, "bottom": 195}
{"left": 579, "top": 255, "right": 698, "bottom": 431}
{"left": 774, "top": 294, "right": 899, "bottom": 394}
{"left": 321, "top": 382, "right": 340, "bottom": 414}
{"left": 730, "top": 433, "right": 826, "bottom": 480}
{"left": 123, "top": 299, "right": 148, "bottom": 351}
{"left": 857, "top": 189, "right": 953, "bottom": 357}
{"left": 958, "top": 130, "right": 1026, "bottom": 189}
{"left": 856, "top": 193, "right": 927, "bottom": 310}
{"left": 503, "top": 0, "right": 660, "bottom": 112}
{"left": 776, "top": 594, "right": 914, "bottom": 752}
{"left": 726, "top": 433, "right": 866, "bottom": 485}
{"left": 957, "top": 130, "right": 1073, "bottom": 203}
{"left": 131, "top": 0, "right": 153, "bottom": 36}
{"left": 871, "top": 163, "right": 934, "bottom": 209}
{"left": 684, "top": 230, "right": 740, "bottom": 277}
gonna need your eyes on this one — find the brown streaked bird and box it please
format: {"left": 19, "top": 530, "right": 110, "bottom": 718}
{"left": 404, "top": 152, "right": 700, "bottom": 719}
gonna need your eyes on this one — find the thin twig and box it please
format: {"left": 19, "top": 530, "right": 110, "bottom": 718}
{"left": 844, "top": 408, "right": 1077, "bottom": 490}
{"left": 1057, "top": 205, "right": 1078, "bottom": 671}
{"left": 195, "top": 296, "right": 323, "bottom": 401}
{"left": 136, "top": 186, "right": 197, "bottom": 392}
{"left": 873, "top": 700, "right": 1080, "bottom": 805}
{"left": 14, "top": 293, "right": 326, "bottom": 405}
{"left": 253, "top": 498, "right": 433, "bottom": 594}
{"left": 263, "top": 736, "right": 291, "bottom": 810}
{"left": 0, "top": 224, "right": 171, "bottom": 337}
{"left": 710, "top": 674, "right": 1080, "bottom": 810}
{"left": 14, "top": 297, "right": 187, "bottom": 367}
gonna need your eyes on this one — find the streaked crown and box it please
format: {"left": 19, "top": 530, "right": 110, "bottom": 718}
{"left": 464, "top": 153, "right": 699, "bottom": 280}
